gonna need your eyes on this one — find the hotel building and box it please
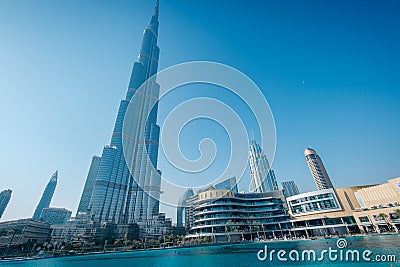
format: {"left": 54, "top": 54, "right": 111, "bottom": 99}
{"left": 186, "top": 187, "right": 290, "bottom": 242}
{"left": 304, "top": 148, "right": 334, "bottom": 190}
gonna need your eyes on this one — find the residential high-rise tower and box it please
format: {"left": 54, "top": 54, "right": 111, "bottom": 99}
{"left": 304, "top": 148, "right": 334, "bottom": 190}
{"left": 32, "top": 171, "right": 58, "bottom": 220}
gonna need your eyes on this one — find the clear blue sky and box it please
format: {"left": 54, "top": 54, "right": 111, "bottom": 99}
{"left": 0, "top": 0, "right": 399, "bottom": 222}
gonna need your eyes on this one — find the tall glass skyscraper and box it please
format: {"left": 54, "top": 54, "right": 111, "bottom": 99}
{"left": 87, "top": 1, "right": 161, "bottom": 224}
{"left": 32, "top": 171, "right": 58, "bottom": 220}
{"left": 249, "top": 137, "right": 278, "bottom": 193}
{"left": 76, "top": 156, "right": 101, "bottom": 215}
{"left": 282, "top": 180, "right": 300, "bottom": 198}
{"left": 176, "top": 189, "right": 194, "bottom": 227}
{"left": 215, "top": 176, "right": 239, "bottom": 194}
{"left": 0, "top": 189, "right": 12, "bottom": 218}
{"left": 304, "top": 148, "right": 334, "bottom": 190}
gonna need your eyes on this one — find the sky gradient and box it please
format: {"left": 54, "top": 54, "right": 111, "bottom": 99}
{"left": 0, "top": 0, "right": 399, "bottom": 222}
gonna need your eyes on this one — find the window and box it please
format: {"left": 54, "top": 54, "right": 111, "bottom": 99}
{"left": 344, "top": 192, "right": 354, "bottom": 210}
{"left": 358, "top": 216, "right": 370, "bottom": 223}
{"left": 393, "top": 182, "right": 400, "bottom": 193}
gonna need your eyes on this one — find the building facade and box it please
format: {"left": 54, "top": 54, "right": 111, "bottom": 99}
{"left": 352, "top": 177, "right": 400, "bottom": 233}
{"left": 40, "top": 207, "right": 72, "bottom": 225}
{"left": 0, "top": 219, "right": 51, "bottom": 248}
{"left": 177, "top": 188, "right": 194, "bottom": 227}
{"left": 32, "top": 171, "right": 58, "bottom": 220}
{"left": 287, "top": 187, "right": 369, "bottom": 237}
{"left": 304, "top": 148, "right": 334, "bottom": 190}
{"left": 0, "top": 189, "right": 12, "bottom": 218}
{"left": 282, "top": 181, "right": 299, "bottom": 198}
{"left": 249, "top": 138, "right": 278, "bottom": 193}
{"left": 186, "top": 187, "right": 291, "bottom": 242}
{"left": 51, "top": 213, "right": 106, "bottom": 243}
{"left": 138, "top": 213, "right": 174, "bottom": 238}
{"left": 285, "top": 178, "right": 400, "bottom": 237}
{"left": 76, "top": 156, "right": 101, "bottom": 215}
{"left": 87, "top": 0, "right": 162, "bottom": 225}
{"left": 215, "top": 176, "right": 239, "bottom": 193}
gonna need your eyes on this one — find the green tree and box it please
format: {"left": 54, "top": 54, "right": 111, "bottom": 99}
{"left": 4, "top": 228, "right": 22, "bottom": 256}
{"left": 392, "top": 209, "right": 400, "bottom": 219}
{"left": 8, "top": 228, "right": 22, "bottom": 247}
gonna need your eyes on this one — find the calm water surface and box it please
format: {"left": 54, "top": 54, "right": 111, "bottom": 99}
{"left": 1, "top": 235, "right": 399, "bottom": 267}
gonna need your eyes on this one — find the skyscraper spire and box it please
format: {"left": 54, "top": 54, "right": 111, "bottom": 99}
{"left": 154, "top": 0, "right": 159, "bottom": 18}
{"left": 148, "top": 0, "right": 159, "bottom": 36}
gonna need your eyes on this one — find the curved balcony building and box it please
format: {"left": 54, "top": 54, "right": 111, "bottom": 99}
{"left": 186, "top": 188, "right": 290, "bottom": 242}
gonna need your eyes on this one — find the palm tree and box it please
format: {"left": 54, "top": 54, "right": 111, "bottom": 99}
{"left": 9, "top": 228, "right": 22, "bottom": 246}
{"left": 390, "top": 209, "right": 400, "bottom": 233}
{"left": 4, "top": 228, "right": 22, "bottom": 256}
{"left": 392, "top": 209, "right": 400, "bottom": 219}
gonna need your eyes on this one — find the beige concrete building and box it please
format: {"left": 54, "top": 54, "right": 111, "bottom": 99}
{"left": 286, "top": 177, "right": 400, "bottom": 236}
{"left": 355, "top": 177, "right": 400, "bottom": 209}
{"left": 287, "top": 188, "right": 364, "bottom": 237}
{"left": 352, "top": 177, "right": 400, "bottom": 233}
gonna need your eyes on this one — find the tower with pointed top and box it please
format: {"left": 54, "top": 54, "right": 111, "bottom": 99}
{"left": 32, "top": 171, "right": 58, "bottom": 220}
{"left": 249, "top": 137, "right": 278, "bottom": 193}
{"left": 86, "top": 1, "right": 162, "bottom": 224}
{"left": 0, "top": 189, "right": 12, "bottom": 219}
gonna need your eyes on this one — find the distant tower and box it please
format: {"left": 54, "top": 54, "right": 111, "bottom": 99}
{"left": 214, "top": 176, "right": 239, "bottom": 193}
{"left": 282, "top": 180, "right": 300, "bottom": 198}
{"left": 0, "top": 189, "right": 12, "bottom": 218}
{"left": 76, "top": 156, "right": 102, "bottom": 215}
{"left": 176, "top": 188, "right": 194, "bottom": 227}
{"left": 249, "top": 137, "right": 278, "bottom": 193}
{"left": 32, "top": 171, "right": 58, "bottom": 219}
{"left": 304, "top": 148, "right": 334, "bottom": 190}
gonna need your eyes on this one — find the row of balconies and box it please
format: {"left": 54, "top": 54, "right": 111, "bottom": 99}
{"left": 194, "top": 200, "right": 278, "bottom": 210}
{"left": 194, "top": 207, "right": 282, "bottom": 216}
{"left": 194, "top": 214, "right": 289, "bottom": 223}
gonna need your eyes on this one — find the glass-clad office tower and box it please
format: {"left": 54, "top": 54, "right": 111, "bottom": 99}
{"left": 87, "top": 1, "right": 162, "bottom": 224}
{"left": 76, "top": 156, "right": 101, "bottom": 215}
{"left": 32, "top": 171, "right": 58, "bottom": 220}
{"left": 282, "top": 180, "right": 300, "bottom": 198}
{"left": 215, "top": 176, "right": 239, "bottom": 193}
{"left": 0, "top": 189, "right": 12, "bottom": 218}
{"left": 249, "top": 138, "right": 278, "bottom": 193}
